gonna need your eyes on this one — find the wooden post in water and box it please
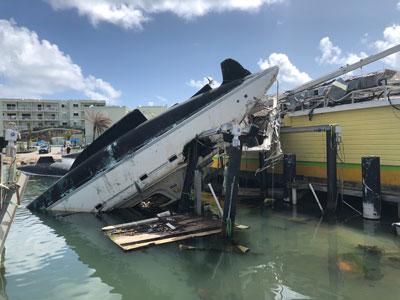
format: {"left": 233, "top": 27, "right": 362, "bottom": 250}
{"left": 283, "top": 154, "right": 296, "bottom": 202}
{"left": 362, "top": 156, "right": 381, "bottom": 220}
{"left": 326, "top": 129, "right": 338, "bottom": 214}
{"left": 194, "top": 170, "right": 202, "bottom": 216}
{"left": 222, "top": 145, "right": 242, "bottom": 238}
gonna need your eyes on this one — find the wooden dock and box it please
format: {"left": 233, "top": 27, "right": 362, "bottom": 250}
{"left": 103, "top": 214, "right": 221, "bottom": 251}
{"left": 0, "top": 173, "right": 29, "bottom": 255}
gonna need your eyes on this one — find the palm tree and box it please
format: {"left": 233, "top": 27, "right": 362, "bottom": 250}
{"left": 83, "top": 111, "right": 112, "bottom": 141}
{"left": 27, "top": 123, "right": 32, "bottom": 149}
{"left": 63, "top": 129, "right": 74, "bottom": 141}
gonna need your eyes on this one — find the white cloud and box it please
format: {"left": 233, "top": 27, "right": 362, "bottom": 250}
{"left": 148, "top": 101, "right": 154, "bottom": 106}
{"left": 46, "top": 0, "right": 283, "bottom": 29}
{"left": 374, "top": 25, "right": 400, "bottom": 68}
{"left": 397, "top": 1, "right": 400, "bottom": 11}
{"left": 187, "top": 77, "right": 221, "bottom": 89}
{"left": 258, "top": 53, "right": 311, "bottom": 89}
{"left": 0, "top": 19, "right": 120, "bottom": 103}
{"left": 316, "top": 37, "right": 367, "bottom": 66}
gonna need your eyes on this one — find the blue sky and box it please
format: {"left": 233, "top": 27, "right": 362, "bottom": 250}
{"left": 0, "top": 0, "right": 400, "bottom": 108}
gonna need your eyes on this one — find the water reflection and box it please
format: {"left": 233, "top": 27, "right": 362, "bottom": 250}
{"left": 2, "top": 177, "right": 400, "bottom": 299}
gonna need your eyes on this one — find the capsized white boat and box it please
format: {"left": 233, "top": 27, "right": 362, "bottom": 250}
{"left": 28, "top": 59, "right": 278, "bottom": 212}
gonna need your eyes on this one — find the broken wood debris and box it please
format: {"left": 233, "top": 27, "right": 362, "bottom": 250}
{"left": 103, "top": 214, "right": 222, "bottom": 251}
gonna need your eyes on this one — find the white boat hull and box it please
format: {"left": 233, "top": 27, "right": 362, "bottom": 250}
{"left": 47, "top": 66, "right": 278, "bottom": 212}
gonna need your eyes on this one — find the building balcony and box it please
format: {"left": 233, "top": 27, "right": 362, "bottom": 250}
{"left": 3, "top": 116, "right": 18, "bottom": 120}
{"left": 2, "top": 116, "right": 60, "bottom": 121}
{"left": 2, "top": 106, "right": 60, "bottom": 111}
{"left": 3, "top": 106, "right": 17, "bottom": 111}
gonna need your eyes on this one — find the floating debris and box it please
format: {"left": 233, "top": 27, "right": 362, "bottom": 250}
{"left": 357, "top": 244, "right": 386, "bottom": 254}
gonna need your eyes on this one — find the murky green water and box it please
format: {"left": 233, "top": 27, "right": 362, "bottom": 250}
{"left": 2, "top": 177, "right": 400, "bottom": 299}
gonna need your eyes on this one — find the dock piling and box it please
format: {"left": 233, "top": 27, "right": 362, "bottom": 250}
{"left": 222, "top": 145, "right": 242, "bottom": 238}
{"left": 283, "top": 154, "right": 296, "bottom": 202}
{"left": 326, "top": 129, "right": 338, "bottom": 213}
{"left": 362, "top": 156, "right": 381, "bottom": 220}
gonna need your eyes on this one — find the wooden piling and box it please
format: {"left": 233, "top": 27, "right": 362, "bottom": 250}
{"left": 362, "top": 156, "right": 381, "bottom": 220}
{"left": 283, "top": 154, "right": 296, "bottom": 202}
{"left": 326, "top": 129, "right": 338, "bottom": 213}
{"left": 222, "top": 145, "right": 242, "bottom": 238}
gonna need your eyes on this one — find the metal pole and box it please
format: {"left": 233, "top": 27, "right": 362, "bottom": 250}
{"left": 194, "top": 170, "right": 202, "bottom": 216}
{"left": 309, "top": 183, "right": 325, "bottom": 215}
{"left": 208, "top": 183, "right": 223, "bottom": 217}
{"left": 222, "top": 145, "right": 242, "bottom": 238}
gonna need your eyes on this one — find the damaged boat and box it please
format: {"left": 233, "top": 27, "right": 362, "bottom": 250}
{"left": 18, "top": 152, "right": 80, "bottom": 177}
{"left": 27, "top": 59, "right": 278, "bottom": 212}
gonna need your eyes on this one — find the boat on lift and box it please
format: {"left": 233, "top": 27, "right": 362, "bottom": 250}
{"left": 27, "top": 59, "right": 279, "bottom": 212}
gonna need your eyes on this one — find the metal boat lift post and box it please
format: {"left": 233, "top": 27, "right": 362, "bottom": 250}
{"left": 280, "top": 125, "right": 342, "bottom": 214}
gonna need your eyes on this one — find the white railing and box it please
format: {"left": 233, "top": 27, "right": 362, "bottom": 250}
{"left": 3, "top": 106, "right": 17, "bottom": 111}
{"left": 2, "top": 106, "right": 60, "bottom": 111}
{"left": 3, "top": 116, "right": 17, "bottom": 120}
{"left": 2, "top": 116, "right": 60, "bottom": 121}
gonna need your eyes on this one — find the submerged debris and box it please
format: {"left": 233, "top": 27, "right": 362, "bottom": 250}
{"left": 338, "top": 252, "right": 384, "bottom": 281}
{"left": 357, "top": 244, "right": 386, "bottom": 254}
{"left": 388, "top": 256, "right": 400, "bottom": 263}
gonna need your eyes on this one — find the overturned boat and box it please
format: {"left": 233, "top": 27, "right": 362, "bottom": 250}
{"left": 27, "top": 59, "right": 278, "bottom": 212}
{"left": 18, "top": 152, "right": 80, "bottom": 177}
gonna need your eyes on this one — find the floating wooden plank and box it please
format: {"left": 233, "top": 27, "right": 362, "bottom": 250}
{"left": 104, "top": 213, "right": 222, "bottom": 251}
{"left": 121, "top": 229, "right": 221, "bottom": 251}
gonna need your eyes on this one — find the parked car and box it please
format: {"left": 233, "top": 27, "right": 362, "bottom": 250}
{"left": 38, "top": 145, "right": 51, "bottom": 154}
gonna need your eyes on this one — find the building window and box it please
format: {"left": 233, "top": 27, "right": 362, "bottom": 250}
{"left": 62, "top": 122, "right": 68, "bottom": 126}
{"left": 73, "top": 104, "right": 79, "bottom": 107}
{"left": 73, "top": 113, "right": 79, "bottom": 117}
{"left": 38, "top": 123, "right": 43, "bottom": 127}
{"left": 61, "top": 104, "right": 65, "bottom": 108}
{"left": 50, "top": 123, "right": 55, "bottom": 126}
